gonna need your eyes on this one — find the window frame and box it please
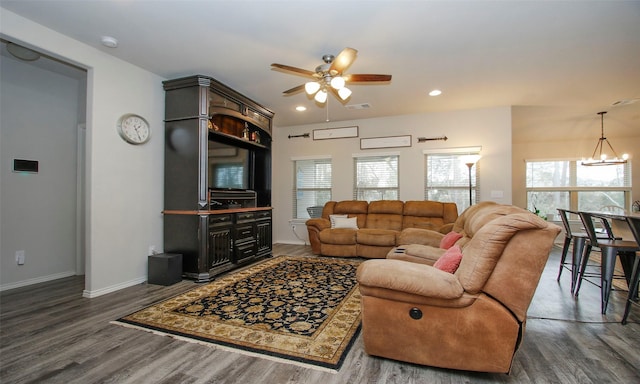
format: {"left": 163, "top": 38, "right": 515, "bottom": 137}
{"left": 525, "top": 158, "right": 632, "bottom": 216}
{"left": 353, "top": 152, "right": 400, "bottom": 201}
{"left": 292, "top": 156, "right": 332, "bottom": 219}
{"left": 424, "top": 147, "right": 481, "bottom": 214}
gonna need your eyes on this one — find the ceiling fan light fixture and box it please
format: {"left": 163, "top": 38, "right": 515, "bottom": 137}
{"left": 330, "top": 76, "right": 346, "bottom": 90}
{"left": 305, "top": 81, "right": 320, "bottom": 95}
{"left": 314, "top": 89, "right": 328, "bottom": 103}
{"left": 272, "top": 48, "right": 391, "bottom": 107}
{"left": 338, "top": 87, "right": 352, "bottom": 100}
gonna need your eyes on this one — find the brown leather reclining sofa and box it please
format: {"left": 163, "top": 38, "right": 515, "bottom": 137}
{"left": 305, "top": 200, "right": 459, "bottom": 258}
{"left": 356, "top": 201, "right": 562, "bottom": 373}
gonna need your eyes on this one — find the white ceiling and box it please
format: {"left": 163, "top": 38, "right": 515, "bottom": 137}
{"left": 2, "top": 0, "right": 639, "bottom": 141}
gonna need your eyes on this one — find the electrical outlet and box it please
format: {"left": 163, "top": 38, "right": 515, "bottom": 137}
{"left": 16, "top": 250, "right": 25, "bottom": 265}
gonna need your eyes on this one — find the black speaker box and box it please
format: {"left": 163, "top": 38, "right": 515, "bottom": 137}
{"left": 148, "top": 253, "right": 182, "bottom": 286}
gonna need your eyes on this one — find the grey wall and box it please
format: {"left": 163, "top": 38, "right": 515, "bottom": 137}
{"left": 0, "top": 53, "right": 85, "bottom": 288}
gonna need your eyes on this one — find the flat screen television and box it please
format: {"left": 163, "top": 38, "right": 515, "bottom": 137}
{"left": 208, "top": 141, "right": 250, "bottom": 190}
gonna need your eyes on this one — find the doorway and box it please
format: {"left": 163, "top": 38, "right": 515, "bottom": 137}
{"left": 0, "top": 40, "right": 88, "bottom": 291}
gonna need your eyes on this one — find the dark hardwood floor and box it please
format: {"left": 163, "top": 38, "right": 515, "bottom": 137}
{"left": 1, "top": 243, "right": 639, "bottom": 383}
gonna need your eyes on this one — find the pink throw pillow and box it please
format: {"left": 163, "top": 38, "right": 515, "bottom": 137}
{"left": 434, "top": 245, "right": 463, "bottom": 274}
{"left": 440, "top": 231, "right": 463, "bottom": 249}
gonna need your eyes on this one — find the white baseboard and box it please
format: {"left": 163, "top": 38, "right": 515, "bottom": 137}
{"left": 0, "top": 270, "right": 77, "bottom": 292}
{"left": 82, "top": 276, "right": 147, "bottom": 298}
{"left": 275, "top": 239, "right": 307, "bottom": 245}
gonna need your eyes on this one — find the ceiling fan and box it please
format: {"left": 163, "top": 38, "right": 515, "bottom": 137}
{"left": 271, "top": 47, "right": 392, "bottom": 104}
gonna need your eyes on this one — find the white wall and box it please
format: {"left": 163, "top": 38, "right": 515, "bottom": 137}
{"left": 0, "top": 55, "right": 82, "bottom": 288}
{"left": 271, "top": 106, "right": 513, "bottom": 244}
{"left": 1, "top": 9, "right": 165, "bottom": 297}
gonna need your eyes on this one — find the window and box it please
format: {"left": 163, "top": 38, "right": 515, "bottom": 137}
{"left": 353, "top": 154, "right": 399, "bottom": 201}
{"left": 525, "top": 159, "right": 631, "bottom": 218}
{"left": 293, "top": 158, "right": 332, "bottom": 219}
{"left": 425, "top": 149, "right": 480, "bottom": 213}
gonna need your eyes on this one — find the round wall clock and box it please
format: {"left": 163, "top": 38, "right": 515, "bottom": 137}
{"left": 117, "top": 113, "right": 150, "bottom": 144}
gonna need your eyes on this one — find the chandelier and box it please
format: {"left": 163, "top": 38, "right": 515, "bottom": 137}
{"left": 580, "top": 111, "right": 628, "bottom": 166}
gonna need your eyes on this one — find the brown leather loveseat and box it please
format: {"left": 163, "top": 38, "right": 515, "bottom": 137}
{"left": 356, "top": 202, "right": 561, "bottom": 373}
{"left": 305, "top": 200, "right": 458, "bottom": 258}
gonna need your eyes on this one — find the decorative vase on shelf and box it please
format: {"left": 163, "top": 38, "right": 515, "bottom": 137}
{"left": 242, "top": 123, "right": 249, "bottom": 140}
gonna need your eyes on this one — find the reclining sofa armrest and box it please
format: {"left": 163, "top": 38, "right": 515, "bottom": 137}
{"left": 388, "top": 244, "right": 446, "bottom": 266}
{"left": 397, "top": 228, "right": 443, "bottom": 247}
{"left": 356, "top": 259, "right": 464, "bottom": 300}
{"left": 439, "top": 223, "right": 454, "bottom": 234}
{"left": 306, "top": 218, "right": 330, "bottom": 231}
{"left": 306, "top": 218, "right": 331, "bottom": 254}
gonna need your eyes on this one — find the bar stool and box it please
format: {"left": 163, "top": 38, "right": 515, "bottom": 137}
{"left": 556, "top": 209, "right": 609, "bottom": 293}
{"left": 557, "top": 209, "right": 590, "bottom": 293}
{"left": 575, "top": 212, "right": 638, "bottom": 314}
{"left": 621, "top": 216, "right": 640, "bottom": 324}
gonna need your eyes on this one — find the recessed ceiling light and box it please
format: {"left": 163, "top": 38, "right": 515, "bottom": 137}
{"left": 429, "top": 89, "right": 442, "bottom": 97}
{"left": 101, "top": 36, "right": 118, "bottom": 48}
{"left": 295, "top": 106, "right": 307, "bottom": 112}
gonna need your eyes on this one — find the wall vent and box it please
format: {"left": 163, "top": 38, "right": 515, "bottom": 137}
{"left": 611, "top": 98, "right": 639, "bottom": 106}
{"left": 345, "top": 103, "right": 371, "bottom": 110}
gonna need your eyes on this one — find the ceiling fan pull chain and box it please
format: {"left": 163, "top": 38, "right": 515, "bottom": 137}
{"left": 326, "top": 97, "right": 330, "bottom": 122}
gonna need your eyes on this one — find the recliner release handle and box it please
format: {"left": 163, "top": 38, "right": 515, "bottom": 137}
{"left": 409, "top": 307, "right": 423, "bottom": 320}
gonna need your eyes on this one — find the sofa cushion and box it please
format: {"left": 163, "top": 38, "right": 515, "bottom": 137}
{"left": 319, "top": 228, "right": 357, "bottom": 245}
{"left": 402, "top": 200, "right": 458, "bottom": 232}
{"left": 332, "top": 216, "right": 359, "bottom": 229}
{"left": 456, "top": 213, "right": 547, "bottom": 293}
{"left": 434, "top": 245, "right": 463, "bottom": 273}
{"left": 357, "top": 229, "right": 398, "bottom": 246}
{"left": 333, "top": 200, "right": 369, "bottom": 229}
{"left": 440, "top": 231, "right": 463, "bottom": 249}
{"left": 365, "top": 200, "right": 404, "bottom": 231}
{"left": 451, "top": 201, "right": 498, "bottom": 233}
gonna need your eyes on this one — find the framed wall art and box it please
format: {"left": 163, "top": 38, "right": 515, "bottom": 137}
{"left": 312, "top": 126, "right": 359, "bottom": 140}
{"left": 360, "top": 135, "right": 412, "bottom": 150}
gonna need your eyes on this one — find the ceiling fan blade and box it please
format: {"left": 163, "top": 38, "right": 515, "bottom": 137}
{"left": 329, "top": 47, "right": 358, "bottom": 75}
{"left": 283, "top": 84, "right": 306, "bottom": 95}
{"left": 345, "top": 74, "right": 392, "bottom": 82}
{"left": 271, "top": 63, "right": 316, "bottom": 77}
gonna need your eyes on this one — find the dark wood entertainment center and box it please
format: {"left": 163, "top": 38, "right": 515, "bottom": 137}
{"left": 162, "top": 75, "right": 274, "bottom": 282}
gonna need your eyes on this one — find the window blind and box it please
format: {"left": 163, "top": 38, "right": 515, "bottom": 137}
{"left": 424, "top": 152, "right": 480, "bottom": 213}
{"left": 353, "top": 155, "right": 399, "bottom": 201}
{"left": 293, "top": 158, "right": 332, "bottom": 219}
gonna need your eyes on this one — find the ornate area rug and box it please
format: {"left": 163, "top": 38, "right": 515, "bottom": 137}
{"left": 113, "top": 256, "right": 362, "bottom": 372}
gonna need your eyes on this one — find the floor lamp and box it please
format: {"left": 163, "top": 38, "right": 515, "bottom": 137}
{"left": 461, "top": 155, "right": 481, "bottom": 207}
